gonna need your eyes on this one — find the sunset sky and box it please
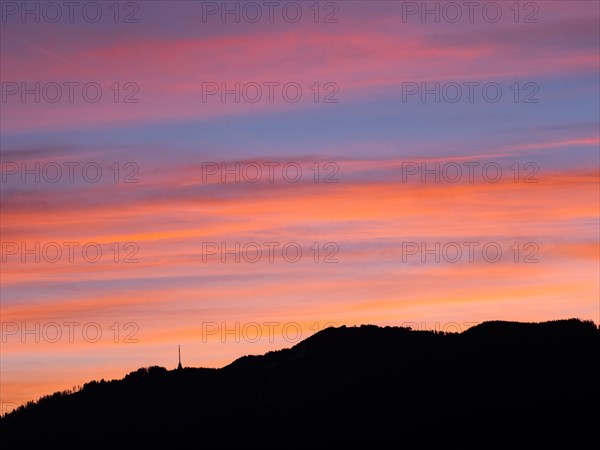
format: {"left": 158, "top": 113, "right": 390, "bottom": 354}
{"left": 1, "top": 0, "right": 599, "bottom": 412}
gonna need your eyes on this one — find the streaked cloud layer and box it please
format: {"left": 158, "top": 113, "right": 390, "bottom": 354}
{"left": 1, "top": 1, "right": 598, "bottom": 410}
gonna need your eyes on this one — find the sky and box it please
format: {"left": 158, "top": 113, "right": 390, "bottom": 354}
{"left": 1, "top": 0, "right": 599, "bottom": 412}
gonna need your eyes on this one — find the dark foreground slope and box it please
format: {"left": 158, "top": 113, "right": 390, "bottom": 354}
{"left": 1, "top": 319, "right": 598, "bottom": 447}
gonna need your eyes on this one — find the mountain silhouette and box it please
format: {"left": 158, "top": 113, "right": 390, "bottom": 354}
{"left": 1, "top": 318, "right": 598, "bottom": 447}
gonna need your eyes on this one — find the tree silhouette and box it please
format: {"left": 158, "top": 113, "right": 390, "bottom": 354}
{"left": 0, "top": 318, "right": 598, "bottom": 448}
